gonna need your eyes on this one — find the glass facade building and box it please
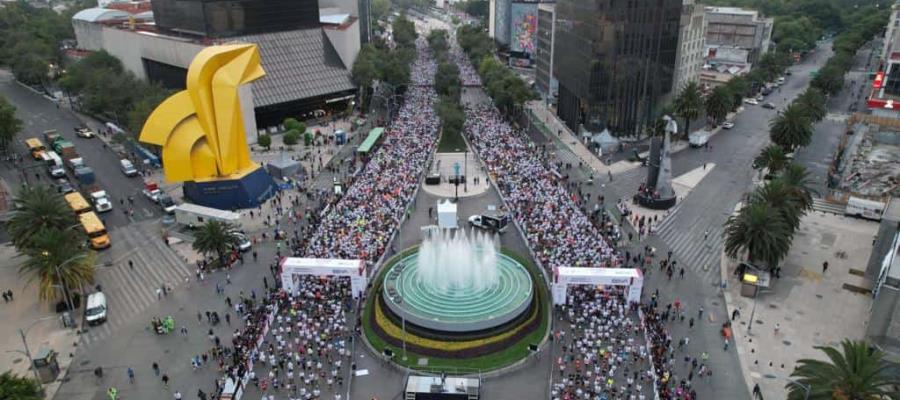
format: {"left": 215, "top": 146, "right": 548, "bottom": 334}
{"left": 554, "top": 0, "right": 681, "bottom": 136}
{"left": 152, "top": 0, "right": 320, "bottom": 38}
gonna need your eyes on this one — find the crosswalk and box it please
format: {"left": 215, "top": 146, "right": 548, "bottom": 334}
{"left": 653, "top": 212, "right": 726, "bottom": 285}
{"left": 79, "top": 222, "right": 191, "bottom": 347}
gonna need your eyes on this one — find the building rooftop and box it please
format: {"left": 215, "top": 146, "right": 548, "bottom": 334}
{"left": 705, "top": 6, "right": 759, "bottom": 16}
{"left": 72, "top": 7, "right": 132, "bottom": 23}
{"left": 231, "top": 29, "right": 355, "bottom": 108}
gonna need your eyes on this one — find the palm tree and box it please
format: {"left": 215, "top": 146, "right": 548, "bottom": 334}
{"left": 788, "top": 339, "right": 900, "bottom": 400}
{"left": 8, "top": 185, "right": 79, "bottom": 251}
{"left": 0, "top": 371, "right": 42, "bottom": 400}
{"left": 18, "top": 228, "right": 95, "bottom": 303}
{"left": 705, "top": 86, "right": 733, "bottom": 125}
{"left": 192, "top": 220, "right": 241, "bottom": 266}
{"left": 674, "top": 81, "right": 703, "bottom": 137}
{"left": 770, "top": 103, "right": 813, "bottom": 152}
{"left": 753, "top": 144, "right": 788, "bottom": 176}
{"left": 796, "top": 88, "right": 827, "bottom": 123}
{"left": 724, "top": 201, "right": 792, "bottom": 269}
{"left": 752, "top": 179, "right": 804, "bottom": 231}
{"left": 779, "top": 164, "right": 817, "bottom": 212}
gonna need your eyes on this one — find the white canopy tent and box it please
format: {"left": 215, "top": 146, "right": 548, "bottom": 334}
{"left": 552, "top": 267, "right": 644, "bottom": 304}
{"left": 437, "top": 199, "right": 457, "bottom": 229}
{"left": 280, "top": 257, "right": 368, "bottom": 298}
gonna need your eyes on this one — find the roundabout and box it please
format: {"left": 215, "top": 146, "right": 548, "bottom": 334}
{"left": 363, "top": 231, "right": 550, "bottom": 372}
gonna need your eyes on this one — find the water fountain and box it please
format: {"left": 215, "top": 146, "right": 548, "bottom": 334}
{"left": 381, "top": 229, "right": 534, "bottom": 333}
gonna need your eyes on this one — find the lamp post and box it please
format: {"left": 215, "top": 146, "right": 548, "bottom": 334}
{"left": 8, "top": 316, "right": 58, "bottom": 393}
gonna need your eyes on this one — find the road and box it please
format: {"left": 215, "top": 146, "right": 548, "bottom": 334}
{"left": 0, "top": 70, "right": 158, "bottom": 230}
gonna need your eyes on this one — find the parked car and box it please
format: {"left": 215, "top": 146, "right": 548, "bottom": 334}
{"left": 722, "top": 121, "right": 735, "bottom": 129}
{"left": 755, "top": 95, "right": 764, "bottom": 102}
{"left": 231, "top": 232, "right": 252, "bottom": 252}
{"left": 744, "top": 98, "right": 759, "bottom": 105}
{"left": 56, "top": 178, "right": 75, "bottom": 194}
{"left": 762, "top": 102, "right": 776, "bottom": 109}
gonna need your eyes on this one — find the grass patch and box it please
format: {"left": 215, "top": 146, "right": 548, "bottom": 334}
{"left": 437, "top": 126, "right": 468, "bottom": 152}
{"left": 362, "top": 247, "right": 550, "bottom": 373}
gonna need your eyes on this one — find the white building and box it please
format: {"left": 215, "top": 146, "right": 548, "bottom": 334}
{"left": 704, "top": 6, "right": 773, "bottom": 64}
{"left": 672, "top": 0, "right": 707, "bottom": 94}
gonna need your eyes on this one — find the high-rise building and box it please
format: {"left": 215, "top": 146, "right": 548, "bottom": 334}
{"left": 534, "top": 3, "right": 556, "bottom": 101}
{"left": 152, "top": 0, "right": 321, "bottom": 37}
{"left": 704, "top": 6, "right": 773, "bottom": 65}
{"left": 671, "top": 0, "right": 706, "bottom": 96}
{"left": 553, "top": 0, "right": 681, "bottom": 136}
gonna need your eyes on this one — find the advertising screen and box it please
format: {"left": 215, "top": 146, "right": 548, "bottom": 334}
{"left": 510, "top": 2, "right": 538, "bottom": 55}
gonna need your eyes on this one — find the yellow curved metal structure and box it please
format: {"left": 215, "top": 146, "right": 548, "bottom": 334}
{"left": 140, "top": 44, "right": 265, "bottom": 182}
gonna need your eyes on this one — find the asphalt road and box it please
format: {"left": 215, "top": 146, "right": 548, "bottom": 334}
{"left": 0, "top": 70, "right": 157, "bottom": 231}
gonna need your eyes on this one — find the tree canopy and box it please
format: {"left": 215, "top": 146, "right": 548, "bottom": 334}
{"left": 0, "top": 96, "right": 22, "bottom": 150}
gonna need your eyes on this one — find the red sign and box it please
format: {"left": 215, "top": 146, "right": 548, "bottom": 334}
{"left": 874, "top": 71, "right": 885, "bottom": 88}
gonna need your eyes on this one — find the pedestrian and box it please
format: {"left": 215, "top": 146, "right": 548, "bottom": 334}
{"left": 2, "top": 292, "right": 7, "bottom": 302}
{"left": 128, "top": 260, "right": 134, "bottom": 270}
{"left": 152, "top": 362, "right": 160, "bottom": 376}
{"left": 822, "top": 261, "right": 829, "bottom": 274}
{"left": 698, "top": 306, "right": 704, "bottom": 319}
{"left": 156, "top": 287, "right": 162, "bottom": 299}
{"left": 226, "top": 273, "right": 231, "bottom": 285}
{"left": 107, "top": 387, "right": 118, "bottom": 400}
{"left": 724, "top": 338, "right": 730, "bottom": 351}
{"left": 162, "top": 373, "right": 170, "bottom": 387}
{"left": 704, "top": 229, "right": 709, "bottom": 241}
{"left": 6, "top": 290, "right": 12, "bottom": 301}
{"left": 181, "top": 326, "right": 188, "bottom": 336}
{"left": 127, "top": 367, "right": 135, "bottom": 383}
{"left": 732, "top": 308, "right": 740, "bottom": 321}
{"left": 225, "top": 313, "right": 231, "bottom": 325}
{"left": 689, "top": 317, "right": 695, "bottom": 329}
{"left": 753, "top": 383, "right": 762, "bottom": 399}
{"left": 174, "top": 390, "right": 182, "bottom": 400}
{"left": 774, "top": 323, "right": 781, "bottom": 335}
{"left": 679, "top": 268, "right": 685, "bottom": 279}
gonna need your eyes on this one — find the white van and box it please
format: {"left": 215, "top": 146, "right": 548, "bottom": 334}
{"left": 84, "top": 292, "right": 107, "bottom": 325}
{"left": 120, "top": 159, "right": 138, "bottom": 177}
{"left": 845, "top": 196, "right": 885, "bottom": 221}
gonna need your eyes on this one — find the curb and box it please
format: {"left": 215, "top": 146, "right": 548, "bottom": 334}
{"left": 719, "top": 245, "right": 758, "bottom": 397}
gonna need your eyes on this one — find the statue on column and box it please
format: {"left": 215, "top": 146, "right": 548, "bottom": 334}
{"left": 634, "top": 115, "right": 677, "bottom": 210}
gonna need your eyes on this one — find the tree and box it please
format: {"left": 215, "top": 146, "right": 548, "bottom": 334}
{"left": 257, "top": 134, "right": 272, "bottom": 150}
{"left": 192, "top": 220, "right": 241, "bottom": 267}
{"left": 370, "top": 0, "right": 391, "bottom": 23}
{"left": 705, "top": 86, "right": 733, "bottom": 125}
{"left": 724, "top": 76, "right": 748, "bottom": 111}
{"left": 283, "top": 129, "right": 300, "bottom": 147}
{"left": 673, "top": 82, "right": 703, "bottom": 137}
{"left": 724, "top": 201, "right": 792, "bottom": 268}
{"left": 753, "top": 144, "right": 788, "bottom": 175}
{"left": 788, "top": 339, "right": 900, "bottom": 400}
{"left": 0, "top": 96, "right": 22, "bottom": 149}
{"left": 19, "top": 228, "right": 95, "bottom": 303}
{"left": 283, "top": 118, "right": 302, "bottom": 132}
{"left": 770, "top": 103, "right": 813, "bottom": 151}
{"left": 752, "top": 179, "right": 804, "bottom": 231}
{"left": 352, "top": 44, "right": 383, "bottom": 111}
{"left": 779, "top": 163, "right": 817, "bottom": 212}
{"left": 8, "top": 185, "right": 79, "bottom": 251}
{"left": 427, "top": 29, "right": 449, "bottom": 55}
{"left": 0, "top": 371, "right": 42, "bottom": 400}
{"left": 392, "top": 13, "right": 417, "bottom": 48}
{"left": 126, "top": 84, "right": 170, "bottom": 133}
{"left": 795, "top": 88, "right": 827, "bottom": 123}
{"left": 435, "top": 62, "right": 460, "bottom": 98}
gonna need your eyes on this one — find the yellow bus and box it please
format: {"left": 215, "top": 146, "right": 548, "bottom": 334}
{"left": 64, "top": 192, "right": 92, "bottom": 215}
{"left": 79, "top": 211, "right": 110, "bottom": 250}
{"left": 25, "top": 138, "right": 46, "bottom": 160}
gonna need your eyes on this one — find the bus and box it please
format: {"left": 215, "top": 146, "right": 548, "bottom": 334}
{"left": 25, "top": 138, "right": 46, "bottom": 160}
{"left": 79, "top": 211, "right": 110, "bottom": 249}
{"left": 64, "top": 192, "right": 92, "bottom": 215}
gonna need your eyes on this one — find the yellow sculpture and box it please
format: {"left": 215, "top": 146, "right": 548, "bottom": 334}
{"left": 140, "top": 44, "right": 265, "bottom": 182}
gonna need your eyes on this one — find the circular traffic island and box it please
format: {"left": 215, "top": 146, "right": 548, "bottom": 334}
{"left": 363, "top": 245, "right": 550, "bottom": 372}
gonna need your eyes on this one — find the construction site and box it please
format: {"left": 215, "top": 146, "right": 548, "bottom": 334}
{"left": 831, "top": 114, "right": 900, "bottom": 201}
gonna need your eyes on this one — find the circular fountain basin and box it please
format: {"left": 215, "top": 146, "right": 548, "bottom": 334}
{"left": 382, "top": 251, "right": 534, "bottom": 333}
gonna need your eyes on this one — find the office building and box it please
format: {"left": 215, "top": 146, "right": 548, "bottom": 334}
{"left": 672, "top": 0, "right": 706, "bottom": 95}
{"left": 704, "top": 6, "right": 773, "bottom": 65}
{"left": 553, "top": 0, "right": 681, "bottom": 136}
{"left": 534, "top": 3, "right": 556, "bottom": 101}
{"left": 73, "top": 0, "right": 360, "bottom": 130}
{"left": 869, "top": 1, "right": 900, "bottom": 117}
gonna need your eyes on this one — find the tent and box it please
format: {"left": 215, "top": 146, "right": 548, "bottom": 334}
{"left": 591, "top": 128, "right": 619, "bottom": 154}
{"left": 437, "top": 199, "right": 457, "bottom": 229}
{"left": 266, "top": 154, "right": 303, "bottom": 181}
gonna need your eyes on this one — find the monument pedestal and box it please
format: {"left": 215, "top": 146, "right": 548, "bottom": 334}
{"left": 634, "top": 194, "right": 677, "bottom": 210}
{"left": 183, "top": 167, "right": 276, "bottom": 209}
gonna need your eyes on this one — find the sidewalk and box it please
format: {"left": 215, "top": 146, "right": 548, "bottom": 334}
{"left": 719, "top": 211, "right": 877, "bottom": 400}
{"left": 0, "top": 244, "right": 80, "bottom": 400}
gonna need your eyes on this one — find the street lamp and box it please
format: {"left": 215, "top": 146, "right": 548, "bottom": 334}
{"left": 7, "top": 316, "right": 58, "bottom": 393}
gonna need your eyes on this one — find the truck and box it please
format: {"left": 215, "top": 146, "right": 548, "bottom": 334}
{"left": 66, "top": 157, "right": 85, "bottom": 172}
{"left": 174, "top": 203, "right": 241, "bottom": 229}
{"left": 689, "top": 130, "right": 711, "bottom": 147}
{"left": 52, "top": 139, "right": 74, "bottom": 154}
{"left": 43, "top": 130, "right": 61, "bottom": 147}
{"left": 89, "top": 190, "right": 113, "bottom": 213}
{"left": 74, "top": 166, "right": 95, "bottom": 186}
{"left": 467, "top": 213, "right": 510, "bottom": 233}
{"left": 142, "top": 181, "right": 162, "bottom": 203}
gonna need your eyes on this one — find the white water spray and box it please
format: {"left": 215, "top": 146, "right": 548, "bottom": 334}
{"left": 416, "top": 229, "right": 499, "bottom": 293}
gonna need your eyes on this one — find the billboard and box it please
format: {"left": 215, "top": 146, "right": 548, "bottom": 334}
{"left": 510, "top": 2, "right": 538, "bottom": 55}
